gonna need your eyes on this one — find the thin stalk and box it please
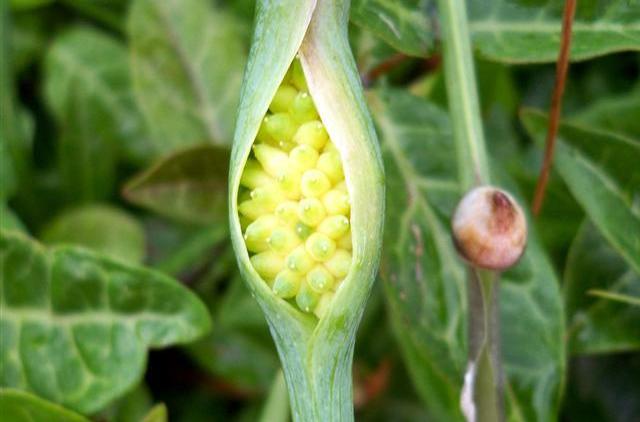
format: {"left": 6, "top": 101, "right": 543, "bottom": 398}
{"left": 436, "top": 0, "right": 503, "bottom": 420}
{"left": 532, "top": 0, "right": 577, "bottom": 215}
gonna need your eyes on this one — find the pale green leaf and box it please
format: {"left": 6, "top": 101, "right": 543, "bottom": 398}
{"left": 369, "top": 88, "right": 565, "bottom": 421}
{"left": 128, "top": 0, "right": 245, "bottom": 152}
{"left": 350, "top": 0, "right": 433, "bottom": 57}
{"left": 123, "top": 145, "right": 229, "bottom": 225}
{"left": 469, "top": 0, "right": 640, "bottom": 63}
{"left": 0, "top": 230, "right": 212, "bottom": 414}
{"left": 521, "top": 110, "right": 640, "bottom": 274}
{"left": 41, "top": 204, "right": 146, "bottom": 265}
{"left": 0, "top": 388, "right": 89, "bottom": 422}
{"left": 565, "top": 222, "right": 640, "bottom": 354}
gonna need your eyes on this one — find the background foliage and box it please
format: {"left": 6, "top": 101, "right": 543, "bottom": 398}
{"left": 1, "top": 0, "right": 639, "bottom": 420}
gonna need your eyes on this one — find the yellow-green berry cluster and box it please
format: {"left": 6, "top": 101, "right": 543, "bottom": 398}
{"left": 238, "top": 58, "right": 352, "bottom": 318}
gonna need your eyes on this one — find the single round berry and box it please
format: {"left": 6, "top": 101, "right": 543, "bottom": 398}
{"left": 451, "top": 186, "right": 527, "bottom": 270}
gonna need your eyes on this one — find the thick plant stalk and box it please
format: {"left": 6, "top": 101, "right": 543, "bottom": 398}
{"left": 228, "top": 0, "right": 384, "bottom": 420}
{"left": 436, "top": 0, "right": 506, "bottom": 420}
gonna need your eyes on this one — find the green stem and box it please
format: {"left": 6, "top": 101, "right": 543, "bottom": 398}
{"left": 436, "top": 0, "right": 490, "bottom": 189}
{"left": 468, "top": 270, "right": 503, "bottom": 421}
{"left": 436, "top": 0, "right": 503, "bottom": 420}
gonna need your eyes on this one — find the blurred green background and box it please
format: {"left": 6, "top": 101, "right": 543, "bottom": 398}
{"left": 1, "top": 0, "right": 639, "bottom": 421}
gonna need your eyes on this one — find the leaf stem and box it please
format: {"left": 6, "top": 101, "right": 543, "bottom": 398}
{"left": 532, "top": 0, "right": 577, "bottom": 215}
{"left": 436, "top": 0, "right": 490, "bottom": 189}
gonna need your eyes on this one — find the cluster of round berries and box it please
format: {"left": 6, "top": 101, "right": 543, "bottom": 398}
{"left": 238, "top": 58, "right": 352, "bottom": 318}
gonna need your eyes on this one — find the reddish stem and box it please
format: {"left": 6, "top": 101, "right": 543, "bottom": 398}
{"left": 532, "top": 0, "right": 577, "bottom": 216}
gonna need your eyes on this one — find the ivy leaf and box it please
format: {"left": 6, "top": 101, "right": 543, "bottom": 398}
{"left": 0, "top": 388, "right": 89, "bottom": 422}
{"left": 350, "top": 0, "right": 434, "bottom": 57}
{"left": 41, "top": 204, "right": 146, "bottom": 265}
{"left": 44, "top": 26, "right": 150, "bottom": 202}
{"left": 128, "top": 0, "right": 245, "bottom": 152}
{"left": 349, "top": 0, "right": 640, "bottom": 63}
{"left": 521, "top": 110, "right": 640, "bottom": 274}
{"left": 468, "top": 0, "right": 640, "bottom": 63}
{"left": 565, "top": 222, "right": 640, "bottom": 354}
{"left": 369, "top": 88, "right": 565, "bottom": 421}
{"left": 0, "top": 230, "right": 212, "bottom": 414}
{"left": 123, "top": 145, "right": 229, "bottom": 225}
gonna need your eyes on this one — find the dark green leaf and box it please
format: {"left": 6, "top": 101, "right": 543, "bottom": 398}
{"left": 188, "top": 279, "right": 278, "bottom": 393}
{"left": 44, "top": 27, "right": 150, "bottom": 201}
{"left": 0, "top": 388, "right": 89, "bottom": 422}
{"left": 350, "top": 0, "right": 433, "bottom": 57}
{"left": 521, "top": 109, "right": 640, "bottom": 274}
{"left": 98, "top": 383, "right": 153, "bottom": 422}
{"left": 41, "top": 204, "right": 146, "bottom": 264}
{"left": 369, "top": 88, "right": 565, "bottom": 421}
{"left": 565, "top": 222, "right": 640, "bottom": 354}
{"left": 0, "top": 230, "right": 211, "bottom": 413}
{"left": 128, "top": 0, "right": 245, "bottom": 152}
{"left": 1, "top": 4, "right": 33, "bottom": 202}
{"left": 468, "top": 0, "right": 640, "bottom": 63}
{"left": 123, "top": 145, "right": 229, "bottom": 225}
{"left": 9, "top": 0, "right": 53, "bottom": 10}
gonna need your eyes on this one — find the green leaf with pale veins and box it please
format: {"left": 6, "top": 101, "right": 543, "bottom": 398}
{"left": 369, "top": 88, "right": 565, "bottom": 422}
{"left": 44, "top": 26, "right": 151, "bottom": 202}
{"left": 0, "top": 230, "right": 212, "bottom": 414}
{"left": 468, "top": 0, "right": 640, "bottom": 63}
{"left": 128, "top": 0, "right": 245, "bottom": 152}
{"left": 0, "top": 388, "right": 89, "bottom": 422}
{"left": 521, "top": 109, "right": 640, "bottom": 274}
{"left": 565, "top": 222, "right": 640, "bottom": 354}
{"left": 123, "top": 145, "right": 229, "bottom": 225}
{"left": 350, "top": 0, "right": 434, "bottom": 57}
{"left": 350, "top": 0, "right": 640, "bottom": 63}
{"left": 41, "top": 204, "right": 146, "bottom": 265}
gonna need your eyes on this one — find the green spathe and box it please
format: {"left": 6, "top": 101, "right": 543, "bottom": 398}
{"left": 228, "top": 0, "right": 384, "bottom": 420}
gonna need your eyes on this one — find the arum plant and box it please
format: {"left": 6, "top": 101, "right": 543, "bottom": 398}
{"left": 228, "top": 0, "right": 384, "bottom": 420}
{"left": 437, "top": 0, "right": 528, "bottom": 420}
